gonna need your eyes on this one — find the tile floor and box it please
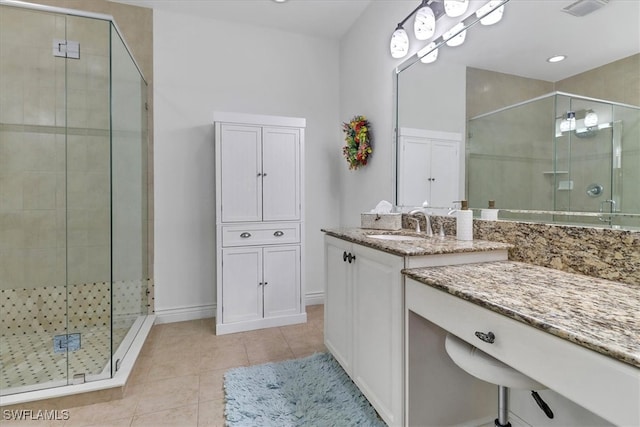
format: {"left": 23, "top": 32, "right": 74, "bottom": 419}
{"left": 3, "top": 305, "right": 326, "bottom": 427}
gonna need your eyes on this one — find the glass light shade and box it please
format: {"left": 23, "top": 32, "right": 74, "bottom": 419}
{"left": 584, "top": 111, "right": 598, "bottom": 127}
{"left": 444, "top": 0, "right": 469, "bottom": 17}
{"left": 444, "top": 23, "right": 467, "bottom": 47}
{"left": 414, "top": 6, "right": 436, "bottom": 41}
{"left": 476, "top": 1, "right": 504, "bottom": 25}
{"left": 418, "top": 42, "right": 439, "bottom": 63}
{"left": 390, "top": 27, "right": 409, "bottom": 59}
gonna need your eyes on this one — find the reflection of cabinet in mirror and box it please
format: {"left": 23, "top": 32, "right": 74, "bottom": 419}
{"left": 397, "top": 128, "right": 460, "bottom": 208}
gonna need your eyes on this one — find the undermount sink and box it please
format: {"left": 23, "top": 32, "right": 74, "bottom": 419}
{"left": 367, "top": 234, "right": 425, "bottom": 241}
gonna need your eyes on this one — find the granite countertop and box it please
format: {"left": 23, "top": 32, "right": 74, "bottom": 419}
{"left": 403, "top": 261, "right": 640, "bottom": 368}
{"left": 322, "top": 227, "right": 512, "bottom": 257}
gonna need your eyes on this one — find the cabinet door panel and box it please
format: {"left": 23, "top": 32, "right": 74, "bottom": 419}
{"left": 430, "top": 141, "right": 459, "bottom": 207}
{"left": 263, "top": 245, "right": 300, "bottom": 318}
{"left": 221, "top": 247, "right": 262, "bottom": 323}
{"left": 398, "top": 135, "right": 432, "bottom": 207}
{"left": 324, "top": 237, "right": 352, "bottom": 373}
{"left": 220, "top": 124, "right": 262, "bottom": 222}
{"left": 352, "top": 244, "right": 404, "bottom": 426}
{"left": 262, "top": 127, "right": 300, "bottom": 221}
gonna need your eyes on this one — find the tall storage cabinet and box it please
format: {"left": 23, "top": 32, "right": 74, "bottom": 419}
{"left": 214, "top": 112, "right": 306, "bottom": 335}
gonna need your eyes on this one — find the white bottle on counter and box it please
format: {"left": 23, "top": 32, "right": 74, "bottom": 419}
{"left": 456, "top": 200, "right": 473, "bottom": 241}
{"left": 480, "top": 199, "right": 499, "bottom": 221}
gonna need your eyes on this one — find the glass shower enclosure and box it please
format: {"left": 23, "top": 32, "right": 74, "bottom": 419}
{"left": 467, "top": 91, "right": 640, "bottom": 228}
{"left": 0, "top": 2, "right": 150, "bottom": 396}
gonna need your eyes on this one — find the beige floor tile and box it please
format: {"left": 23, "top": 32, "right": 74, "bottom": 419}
{"left": 200, "top": 332, "right": 245, "bottom": 353}
{"left": 79, "top": 418, "right": 133, "bottom": 427}
{"left": 154, "top": 319, "right": 207, "bottom": 338}
{"left": 245, "top": 339, "right": 296, "bottom": 365}
{"left": 197, "top": 399, "right": 226, "bottom": 427}
{"left": 61, "top": 397, "right": 137, "bottom": 427}
{"left": 238, "top": 327, "right": 286, "bottom": 344}
{"left": 198, "top": 369, "right": 225, "bottom": 402}
{"left": 146, "top": 351, "right": 201, "bottom": 382}
{"left": 199, "top": 343, "right": 248, "bottom": 372}
{"left": 131, "top": 403, "right": 198, "bottom": 427}
{"left": 135, "top": 375, "right": 199, "bottom": 415}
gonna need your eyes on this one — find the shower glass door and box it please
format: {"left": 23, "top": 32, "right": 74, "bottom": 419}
{"left": 554, "top": 95, "right": 615, "bottom": 225}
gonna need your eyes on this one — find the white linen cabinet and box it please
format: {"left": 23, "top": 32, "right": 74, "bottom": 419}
{"left": 214, "top": 112, "right": 306, "bottom": 334}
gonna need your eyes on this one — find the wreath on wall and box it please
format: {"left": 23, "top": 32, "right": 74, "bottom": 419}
{"left": 342, "top": 115, "right": 372, "bottom": 170}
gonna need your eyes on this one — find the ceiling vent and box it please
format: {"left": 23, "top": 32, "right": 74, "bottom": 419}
{"left": 562, "top": 0, "right": 609, "bottom": 17}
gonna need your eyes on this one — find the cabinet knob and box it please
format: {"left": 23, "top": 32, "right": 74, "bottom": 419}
{"left": 474, "top": 331, "right": 495, "bottom": 344}
{"left": 263, "top": 173, "right": 268, "bottom": 177}
{"left": 240, "top": 232, "right": 251, "bottom": 238}
{"left": 347, "top": 253, "right": 356, "bottom": 263}
{"left": 343, "top": 251, "right": 348, "bottom": 262}
{"left": 274, "top": 231, "right": 284, "bottom": 237}
{"left": 257, "top": 173, "right": 262, "bottom": 177}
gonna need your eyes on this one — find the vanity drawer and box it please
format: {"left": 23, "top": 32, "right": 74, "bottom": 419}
{"left": 406, "top": 278, "right": 640, "bottom": 427}
{"left": 222, "top": 223, "right": 300, "bottom": 247}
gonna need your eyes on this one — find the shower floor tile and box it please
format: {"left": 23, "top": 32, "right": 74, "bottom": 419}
{"left": 1, "top": 327, "right": 128, "bottom": 394}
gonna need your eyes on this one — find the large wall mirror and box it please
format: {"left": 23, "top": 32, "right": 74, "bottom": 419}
{"left": 394, "top": 0, "right": 640, "bottom": 229}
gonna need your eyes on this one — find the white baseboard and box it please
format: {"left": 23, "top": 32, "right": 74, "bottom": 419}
{"left": 154, "top": 291, "right": 324, "bottom": 325}
{"left": 154, "top": 303, "right": 216, "bottom": 324}
{"left": 305, "top": 291, "right": 324, "bottom": 306}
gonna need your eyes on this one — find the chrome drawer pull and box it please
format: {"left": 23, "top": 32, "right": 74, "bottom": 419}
{"left": 475, "top": 331, "right": 495, "bottom": 344}
{"left": 240, "top": 232, "right": 251, "bottom": 238}
{"left": 274, "top": 231, "right": 284, "bottom": 237}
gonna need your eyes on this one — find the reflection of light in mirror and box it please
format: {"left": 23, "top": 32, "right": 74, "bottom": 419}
{"left": 390, "top": 26, "right": 409, "bottom": 58}
{"left": 584, "top": 111, "right": 598, "bottom": 127}
{"left": 444, "top": 23, "right": 467, "bottom": 47}
{"left": 418, "top": 42, "right": 439, "bottom": 63}
{"left": 444, "top": 0, "right": 469, "bottom": 17}
{"left": 414, "top": 5, "right": 436, "bottom": 40}
{"left": 476, "top": 0, "right": 505, "bottom": 25}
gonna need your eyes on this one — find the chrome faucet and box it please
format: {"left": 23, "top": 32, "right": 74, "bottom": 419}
{"left": 408, "top": 208, "right": 433, "bottom": 237}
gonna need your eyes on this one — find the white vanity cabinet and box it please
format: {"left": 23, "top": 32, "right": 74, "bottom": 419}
{"left": 324, "top": 236, "right": 404, "bottom": 426}
{"left": 397, "top": 128, "right": 460, "bottom": 208}
{"left": 323, "top": 231, "right": 510, "bottom": 427}
{"left": 215, "top": 112, "right": 306, "bottom": 335}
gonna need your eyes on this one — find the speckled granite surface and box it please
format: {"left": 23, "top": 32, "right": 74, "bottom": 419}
{"left": 402, "top": 215, "right": 640, "bottom": 287}
{"left": 403, "top": 261, "right": 640, "bottom": 368}
{"left": 474, "top": 220, "right": 640, "bottom": 287}
{"left": 321, "top": 228, "right": 512, "bottom": 257}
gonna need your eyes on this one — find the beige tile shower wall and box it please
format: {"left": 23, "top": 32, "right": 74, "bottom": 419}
{"left": 34, "top": 0, "right": 155, "bottom": 284}
{"left": 556, "top": 54, "right": 640, "bottom": 107}
{"left": 0, "top": 2, "right": 154, "bottom": 310}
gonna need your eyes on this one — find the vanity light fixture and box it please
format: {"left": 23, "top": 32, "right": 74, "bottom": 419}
{"left": 476, "top": 0, "right": 505, "bottom": 25}
{"left": 418, "top": 42, "right": 439, "bottom": 63}
{"left": 444, "top": 0, "right": 469, "bottom": 17}
{"left": 391, "top": 0, "right": 509, "bottom": 62}
{"left": 390, "top": 25, "right": 410, "bottom": 59}
{"left": 444, "top": 22, "right": 467, "bottom": 46}
{"left": 414, "top": 2, "right": 436, "bottom": 40}
{"left": 547, "top": 54, "right": 567, "bottom": 63}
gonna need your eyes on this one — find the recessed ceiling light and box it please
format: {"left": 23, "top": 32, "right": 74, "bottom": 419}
{"left": 547, "top": 55, "right": 567, "bottom": 63}
{"left": 272, "top": 0, "right": 287, "bottom": 2}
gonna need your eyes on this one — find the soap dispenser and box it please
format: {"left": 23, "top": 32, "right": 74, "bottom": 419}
{"left": 481, "top": 200, "right": 499, "bottom": 220}
{"left": 456, "top": 200, "right": 473, "bottom": 241}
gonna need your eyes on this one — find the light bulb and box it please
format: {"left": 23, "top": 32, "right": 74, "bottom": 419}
{"left": 444, "top": 0, "right": 469, "bottom": 17}
{"left": 444, "top": 23, "right": 467, "bottom": 47}
{"left": 584, "top": 111, "right": 598, "bottom": 127}
{"left": 414, "top": 6, "right": 436, "bottom": 41}
{"left": 476, "top": 1, "right": 504, "bottom": 25}
{"left": 418, "top": 42, "right": 439, "bottom": 64}
{"left": 390, "top": 27, "right": 409, "bottom": 59}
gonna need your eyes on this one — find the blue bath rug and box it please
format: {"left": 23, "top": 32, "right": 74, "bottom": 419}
{"left": 224, "top": 352, "right": 386, "bottom": 426}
